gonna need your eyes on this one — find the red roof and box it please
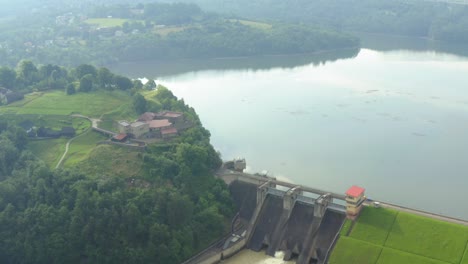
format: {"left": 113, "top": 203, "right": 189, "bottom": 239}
{"left": 346, "top": 185, "right": 365, "bottom": 197}
{"left": 146, "top": 119, "right": 172, "bottom": 129}
{"left": 161, "top": 127, "right": 178, "bottom": 135}
{"left": 113, "top": 133, "right": 128, "bottom": 141}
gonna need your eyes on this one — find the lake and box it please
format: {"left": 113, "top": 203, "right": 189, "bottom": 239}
{"left": 110, "top": 35, "right": 468, "bottom": 221}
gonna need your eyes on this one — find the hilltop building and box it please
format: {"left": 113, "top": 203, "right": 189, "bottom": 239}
{"left": 117, "top": 111, "right": 188, "bottom": 139}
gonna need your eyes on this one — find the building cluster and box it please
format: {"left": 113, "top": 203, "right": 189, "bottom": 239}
{"left": 115, "top": 111, "right": 185, "bottom": 141}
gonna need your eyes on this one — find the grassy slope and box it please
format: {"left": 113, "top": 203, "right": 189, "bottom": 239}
{"left": 377, "top": 248, "right": 450, "bottom": 264}
{"left": 385, "top": 212, "right": 468, "bottom": 264}
{"left": 0, "top": 90, "right": 130, "bottom": 117}
{"left": 329, "top": 236, "right": 382, "bottom": 264}
{"left": 330, "top": 207, "right": 468, "bottom": 264}
{"left": 77, "top": 145, "right": 145, "bottom": 179}
{"left": 63, "top": 131, "right": 107, "bottom": 167}
{"left": 349, "top": 207, "right": 398, "bottom": 245}
{"left": 462, "top": 245, "right": 468, "bottom": 264}
{"left": 1, "top": 90, "right": 134, "bottom": 168}
{"left": 29, "top": 138, "right": 68, "bottom": 167}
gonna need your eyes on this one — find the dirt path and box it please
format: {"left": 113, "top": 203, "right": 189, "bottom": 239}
{"left": 55, "top": 115, "right": 95, "bottom": 169}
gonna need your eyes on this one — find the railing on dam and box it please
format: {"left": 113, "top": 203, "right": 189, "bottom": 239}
{"left": 266, "top": 187, "right": 346, "bottom": 213}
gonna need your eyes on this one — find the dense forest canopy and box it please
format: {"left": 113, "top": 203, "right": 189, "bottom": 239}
{"left": 0, "top": 62, "right": 235, "bottom": 263}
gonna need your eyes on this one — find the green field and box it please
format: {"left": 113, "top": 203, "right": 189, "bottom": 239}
{"left": 77, "top": 145, "right": 145, "bottom": 178}
{"left": 85, "top": 18, "right": 136, "bottom": 28}
{"left": 0, "top": 90, "right": 130, "bottom": 117}
{"left": 29, "top": 138, "right": 68, "bottom": 167}
{"left": 386, "top": 212, "right": 468, "bottom": 263}
{"left": 330, "top": 207, "right": 468, "bottom": 264}
{"left": 349, "top": 207, "right": 397, "bottom": 245}
{"left": 63, "top": 131, "right": 107, "bottom": 167}
{"left": 377, "top": 248, "right": 449, "bottom": 264}
{"left": 462, "top": 246, "right": 468, "bottom": 264}
{"left": 329, "top": 236, "right": 382, "bottom": 264}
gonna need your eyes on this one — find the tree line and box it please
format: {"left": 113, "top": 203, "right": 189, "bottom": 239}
{"left": 0, "top": 61, "right": 148, "bottom": 97}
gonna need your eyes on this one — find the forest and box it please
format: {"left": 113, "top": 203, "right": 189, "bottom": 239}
{"left": 0, "top": 2, "right": 358, "bottom": 67}
{"left": 0, "top": 62, "right": 235, "bottom": 263}
{"left": 165, "top": 0, "right": 468, "bottom": 43}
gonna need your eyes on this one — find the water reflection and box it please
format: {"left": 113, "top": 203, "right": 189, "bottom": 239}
{"left": 108, "top": 48, "right": 359, "bottom": 78}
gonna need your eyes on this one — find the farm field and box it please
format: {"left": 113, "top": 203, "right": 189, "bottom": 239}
{"left": 330, "top": 207, "right": 468, "bottom": 264}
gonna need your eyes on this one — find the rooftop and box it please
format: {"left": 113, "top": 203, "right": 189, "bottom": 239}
{"left": 147, "top": 119, "right": 172, "bottom": 129}
{"left": 161, "top": 127, "right": 178, "bottom": 135}
{"left": 118, "top": 120, "right": 130, "bottom": 127}
{"left": 156, "top": 111, "right": 183, "bottom": 118}
{"left": 346, "top": 185, "right": 365, "bottom": 197}
{"left": 137, "top": 112, "right": 156, "bottom": 122}
{"left": 131, "top": 121, "right": 147, "bottom": 128}
{"left": 113, "top": 133, "right": 128, "bottom": 141}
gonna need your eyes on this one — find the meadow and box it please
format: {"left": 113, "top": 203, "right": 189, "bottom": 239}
{"left": 0, "top": 90, "right": 130, "bottom": 117}
{"left": 330, "top": 207, "right": 468, "bottom": 264}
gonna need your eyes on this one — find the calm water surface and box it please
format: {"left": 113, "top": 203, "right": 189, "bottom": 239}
{"left": 111, "top": 39, "right": 468, "bottom": 221}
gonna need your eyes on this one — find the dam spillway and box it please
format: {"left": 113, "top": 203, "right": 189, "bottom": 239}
{"left": 227, "top": 175, "right": 347, "bottom": 264}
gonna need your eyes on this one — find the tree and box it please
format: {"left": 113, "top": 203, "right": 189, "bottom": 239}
{"left": 0, "top": 67, "right": 16, "bottom": 89}
{"left": 75, "top": 64, "right": 97, "bottom": 79}
{"left": 144, "top": 79, "right": 156, "bottom": 90}
{"left": 16, "top": 60, "right": 38, "bottom": 86}
{"left": 133, "top": 94, "right": 147, "bottom": 114}
{"left": 114, "top": 75, "right": 133, "bottom": 90}
{"left": 97, "top": 67, "right": 114, "bottom": 90}
{"left": 79, "top": 74, "right": 93, "bottom": 92}
{"left": 66, "top": 83, "right": 76, "bottom": 95}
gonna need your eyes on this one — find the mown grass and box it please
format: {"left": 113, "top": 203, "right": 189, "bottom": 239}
{"left": 340, "top": 219, "right": 353, "bottom": 236}
{"left": 385, "top": 212, "right": 468, "bottom": 264}
{"left": 228, "top": 19, "right": 272, "bottom": 30}
{"left": 349, "top": 207, "right": 398, "bottom": 245}
{"left": 462, "top": 244, "right": 468, "bottom": 264}
{"left": 330, "top": 206, "right": 468, "bottom": 264}
{"left": 29, "top": 138, "right": 68, "bottom": 168}
{"left": 77, "top": 145, "right": 145, "bottom": 178}
{"left": 376, "top": 248, "right": 450, "bottom": 264}
{"left": 0, "top": 90, "right": 130, "bottom": 117}
{"left": 85, "top": 18, "right": 137, "bottom": 28}
{"left": 329, "top": 236, "right": 382, "bottom": 264}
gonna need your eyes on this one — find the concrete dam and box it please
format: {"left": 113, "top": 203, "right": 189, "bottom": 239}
{"left": 184, "top": 168, "right": 348, "bottom": 264}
